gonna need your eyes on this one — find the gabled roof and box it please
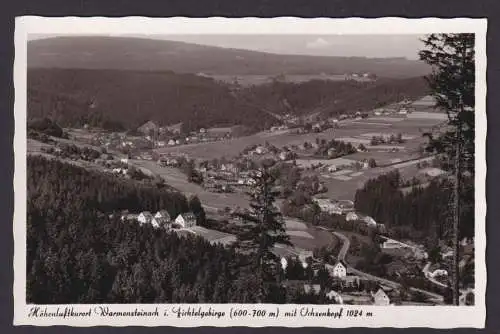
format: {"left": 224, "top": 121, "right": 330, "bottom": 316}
{"left": 139, "top": 211, "right": 153, "bottom": 218}
{"left": 155, "top": 210, "right": 171, "bottom": 218}
{"left": 334, "top": 260, "right": 347, "bottom": 268}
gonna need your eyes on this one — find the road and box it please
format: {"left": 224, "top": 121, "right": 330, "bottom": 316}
{"left": 332, "top": 231, "right": 350, "bottom": 261}
{"left": 422, "top": 262, "right": 448, "bottom": 288}
{"left": 318, "top": 226, "right": 444, "bottom": 303}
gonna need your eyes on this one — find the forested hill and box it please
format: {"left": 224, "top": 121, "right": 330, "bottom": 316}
{"left": 239, "top": 77, "right": 429, "bottom": 117}
{"left": 26, "top": 156, "right": 247, "bottom": 303}
{"left": 28, "top": 36, "right": 431, "bottom": 77}
{"left": 27, "top": 68, "right": 279, "bottom": 132}
{"left": 28, "top": 68, "right": 428, "bottom": 132}
{"left": 26, "top": 156, "right": 327, "bottom": 304}
{"left": 354, "top": 171, "right": 474, "bottom": 244}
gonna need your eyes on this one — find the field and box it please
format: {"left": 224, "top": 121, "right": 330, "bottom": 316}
{"left": 156, "top": 114, "right": 443, "bottom": 161}
{"left": 129, "top": 159, "right": 251, "bottom": 210}
{"left": 203, "top": 74, "right": 356, "bottom": 87}
{"left": 284, "top": 219, "right": 339, "bottom": 251}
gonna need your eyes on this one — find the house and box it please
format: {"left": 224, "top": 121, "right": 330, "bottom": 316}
{"left": 151, "top": 216, "right": 170, "bottom": 229}
{"left": 120, "top": 158, "right": 129, "bottom": 164}
{"left": 157, "top": 141, "right": 166, "bottom": 148}
{"left": 303, "top": 284, "right": 322, "bottom": 295}
{"left": 431, "top": 269, "right": 448, "bottom": 278}
{"left": 381, "top": 238, "right": 405, "bottom": 249}
{"left": 255, "top": 146, "right": 267, "bottom": 155}
{"left": 298, "top": 250, "right": 314, "bottom": 267}
{"left": 372, "top": 288, "right": 391, "bottom": 306}
{"left": 280, "top": 257, "right": 288, "bottom": 270}
{"left": 137, "top": 211, "right": 153, "bottom": 225}
{"left": 326, "top": 290, "right": 343, "bottom": 304}
{"left": 155, "top": 210, "right": 171, "bottom": 222}
{"left": 175, "top": 212, "right": 197, "bottom": 228}
{"left": 313, "top": 198, "right": 342, "bottom": 215}
{"left": 332, "top": 261, "right": 347, "bottom": 278}
{"left": 137, "top": 120, "right": 159, "bottom": 135}
{"left": 168, "top": 139, "right": 176, "bottom": 146}
{"left": 121, "top": 213, "right": 138, "bottom": 222}
{"left": 346, "top": 212, "right": 359, "bottom": 221}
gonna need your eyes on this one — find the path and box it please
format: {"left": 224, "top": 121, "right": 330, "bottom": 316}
{"left": 319, "top": 227, "right": 444, "bottom": 303}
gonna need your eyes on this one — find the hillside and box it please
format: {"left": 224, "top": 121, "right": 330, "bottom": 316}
{"left": 27, "top": 68, "right": 279, "bottom": 132}
{"left": 28, "top": 68, "right": 429, "bottom": 132}
{"left": 238, "top": 77, "right": 429, "bottom": 117}
{"left": 28, "top": 36, "right": 431, "bottom": 78}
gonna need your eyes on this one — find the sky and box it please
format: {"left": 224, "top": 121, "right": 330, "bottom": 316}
{"left": 29, "top": 34, "right": 426, "bottom": 59}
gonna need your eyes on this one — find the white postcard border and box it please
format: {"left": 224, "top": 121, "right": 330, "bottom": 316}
{"left": 13, "top": 16, "right": 488, "bottom": 328}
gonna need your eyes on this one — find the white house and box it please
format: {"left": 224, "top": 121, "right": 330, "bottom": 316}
{"left": 120, "top": 158, "right": 129, "bottom": 164}
{"left": 175, "top": 213, "right": 197, "bottom": 228}
{"left": 168, "top": 139, "right": 176, "bottom": 146}
{"left": 431, "top": 269, "right": 448, "bottom": 278}
{"left": 332, "top": 261, "right": 347, "bottom": 278}
{"left": 372, "top": 288, "right": 391, "bottom": 306}
{"left": 346, "top": 212, "right": 359, "bottom": 221}
{"left": 137, "top": 211, "right": 153, "bottom": 225}
{"left": 280, "top": 257, "right": 288, "bottom": 270}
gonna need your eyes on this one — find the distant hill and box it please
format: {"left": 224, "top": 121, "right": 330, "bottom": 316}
{"left": 27, "top": 68, "right": 279, "bottom": 132}
{"left": 28, "top": 68, "right": 429, "bottom": 132}
{"left": 28, "top": 36, "right": 431, "bottom": 78}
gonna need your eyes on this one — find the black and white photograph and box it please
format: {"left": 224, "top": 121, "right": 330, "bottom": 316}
{"left": 13, "top": 17, "right": 487, "bottom": 327}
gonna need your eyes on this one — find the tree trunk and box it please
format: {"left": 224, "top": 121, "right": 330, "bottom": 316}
{"left": 451, "top": 123, "right": 462, "bottom": 305}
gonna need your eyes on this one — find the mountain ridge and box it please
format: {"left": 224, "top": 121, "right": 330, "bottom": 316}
{"left": 28, "top": 36, "right": 431, "bottom": 77}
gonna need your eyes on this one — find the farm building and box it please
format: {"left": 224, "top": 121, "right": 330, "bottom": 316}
{"left": 137, "top": 211, "right": 153, "bottom": 225}
{"left": 331, "top": 261, "right": 347, "bottom": 278}
{"left": 151, "top": 216, "right": 169, "bottom": 229}
{"left": 155, "top": 210, "right": 171, "bottom": 222}
{"left": 175, "top": 213, "right": 197, "bottom": 228}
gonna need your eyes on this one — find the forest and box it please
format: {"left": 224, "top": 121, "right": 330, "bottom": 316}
{"left": 353, "top": 171, "right": 474, "bottom": 245}
{"left": 26, "top": 156, "right": 330, "bottom": 304}
{"left": 27, "top": 68, "right": 428, "bottom": 133}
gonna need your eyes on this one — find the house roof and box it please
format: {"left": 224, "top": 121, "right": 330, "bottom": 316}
{"left": 156, "top": 210, "right": 170, "bottom": 217}
{"left": 140, "top": 211, "right": 153, "bottom": 217}
{"left": 334, "top": 260, "right": 347, "bottom": 268}
{"left": 178, "top": 212, "right": 196, "bottom": 220}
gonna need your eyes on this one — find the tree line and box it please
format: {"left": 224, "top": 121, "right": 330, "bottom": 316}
{"left": 354, "top": 170, "right": 474, "bottom": 246}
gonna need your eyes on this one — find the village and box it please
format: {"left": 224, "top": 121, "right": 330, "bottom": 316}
{"left": 27, "top": 94, "right": 475, "bottom": 306}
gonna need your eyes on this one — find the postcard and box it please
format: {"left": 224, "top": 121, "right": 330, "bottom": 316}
{"left": 13, "top": 16, "right": 487, "bottom": 328}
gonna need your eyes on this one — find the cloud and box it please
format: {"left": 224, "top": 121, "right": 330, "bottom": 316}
{"left": 306, "top": 37, "right": 331, "bottom": 49}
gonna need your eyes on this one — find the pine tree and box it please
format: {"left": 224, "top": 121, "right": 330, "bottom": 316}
{"left": 419, "top": 33, "right": 475, "bottom": 305}
{"left": 235, "top": 166, "right": 292, "bottom": 302}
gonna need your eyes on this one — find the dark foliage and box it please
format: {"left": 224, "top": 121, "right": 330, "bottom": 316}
{"left": 354, "top": 171, "right": 474, "bottom": 242}
{"left": 26, "top": 156, "right": 320, "bottom": 304}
